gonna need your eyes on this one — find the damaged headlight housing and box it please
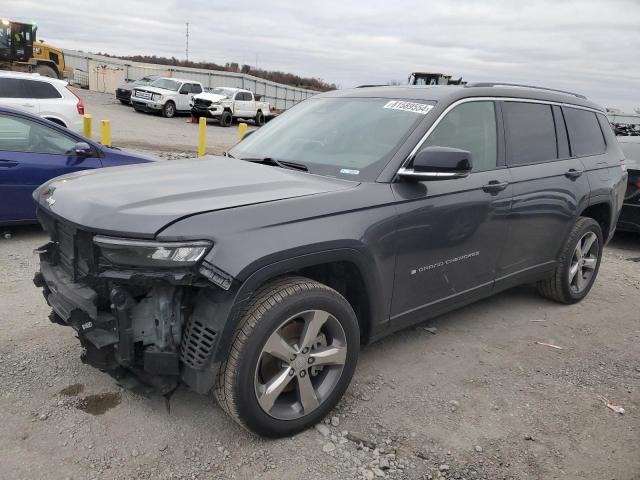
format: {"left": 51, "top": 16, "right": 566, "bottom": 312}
{"left": 94, "top": 236, "right": 212, "bottom": 268}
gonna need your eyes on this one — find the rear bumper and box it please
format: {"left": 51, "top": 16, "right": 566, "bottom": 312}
{"left": 116, "top": 89, "right": 132, "bottom": 103}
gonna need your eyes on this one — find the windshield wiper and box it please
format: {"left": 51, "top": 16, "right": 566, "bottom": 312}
{"left": 243, "top": 157, "right": 308, "bottom": 172}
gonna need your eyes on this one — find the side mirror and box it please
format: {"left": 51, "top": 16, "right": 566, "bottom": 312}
{"left": 74, "top": 142, "right": 92, "bottom": 157}
{"left": 179, "top": 88, "right": 189, "bottom": 95}
{"left": 398, "top": 146, "right": 472, "bottom": 181}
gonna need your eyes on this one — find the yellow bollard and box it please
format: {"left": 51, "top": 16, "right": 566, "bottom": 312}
{"left": 83, "top": 114, "right": 92, "bottom": 138}
{"left": 238, "top": 122, "right": 248, "bottom": 141}
{"left": 100, "top": 120, "right": 111, "bottom": 147}
{"left": 198, "top": 117, "right": 207, "bottom": 157}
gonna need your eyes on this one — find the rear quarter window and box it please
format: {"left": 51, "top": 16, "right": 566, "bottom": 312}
{"left": 563, "top": 107, "right": 606, "bottom": 157}
{"left": 24, "top": 80, "right": 62, "bottom": 99}
{"left": 503, "top": 101, "right": 557, "bottom": 165}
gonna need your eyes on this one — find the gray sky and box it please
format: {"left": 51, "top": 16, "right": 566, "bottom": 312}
{"left": 5, "top": 0, "right": 640, "bottom": 110}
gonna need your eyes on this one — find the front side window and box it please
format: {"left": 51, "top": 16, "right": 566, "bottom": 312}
{"left": 563, "top": 107, "right": 606, "bottom": 157}
{"left": 150, "top": 78, "right": 181, "bottom": 91}
{"left": 191, "top": 84, "right": 202, "bottom": 94}
{"left": 422, "top": 101, "right": 497, "bottom": 172}
{"left": 503, "top": 102, "right": 557, "bottom": 165}
{"left": 229, "top": 97, "right": 434, "bottom": 181}
{"left": 0, "top": 114, "right": 77, "bottom": 155}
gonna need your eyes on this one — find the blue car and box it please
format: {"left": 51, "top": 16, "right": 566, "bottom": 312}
{"left": 0, "top": 107, "right": 157, "bottom": 226}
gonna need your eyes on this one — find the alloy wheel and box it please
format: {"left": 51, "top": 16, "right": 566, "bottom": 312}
{"left": 254, "top": 309, "right": 347, "bottom": 420}
{"left": 568, "top": 231, "right": 599, "bottom": 293}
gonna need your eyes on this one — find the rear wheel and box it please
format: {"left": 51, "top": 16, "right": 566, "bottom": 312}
{"left": 162, "top": 101, "right": 176, "bottom": 118}
{"left": 219, "top": 111, "right": 233, "bottom": 127}
{"left": 537, "top": 217, "right": 603, "bottom": 304}
{"left": 214, "top": 276, "right": 359, "bottom": 437}
{"left": 254, "top": 110, "right": 265, "bottom": 126}
{"left": 34, "top": 64, "right": 57, "bottom": 78}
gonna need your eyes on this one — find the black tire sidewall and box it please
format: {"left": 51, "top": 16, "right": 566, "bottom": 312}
{"left": 163, "top": 101, "right": 176, "bottom": 118}
{"left": 234, "top": 289, "right": 359, "bottom": 438}
{"left": 255, "top": 111, "right": 264, "bottom": 126}
{"left": 561, "top": 218, "right": 603, "bottom": 303}
{"left": 220, "top": 112, "right": 232, "bottom": 126}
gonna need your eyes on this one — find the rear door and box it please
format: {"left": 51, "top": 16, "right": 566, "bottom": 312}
{"left": 0, "top": 112, "right": 102, "bottom": 223}
{"left": 23, "top": 79, "right": 64, "bottom": 123}
{"left": 0, "top": 77, "right": 39, "bottom": 115}
{"left": 496, "top": 101, "right": 590, "bottom": 288}
{"left": 390, "top": 100, "right": 512, "bottom": 328}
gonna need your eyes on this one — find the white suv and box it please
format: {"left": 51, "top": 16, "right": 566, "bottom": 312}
{"left": 0, "top": 72, "right": 84, "bottom": 132}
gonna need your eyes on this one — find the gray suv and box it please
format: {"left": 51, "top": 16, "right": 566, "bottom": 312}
{"left": 33, "top": 83, "right": 627, "bottom": 437}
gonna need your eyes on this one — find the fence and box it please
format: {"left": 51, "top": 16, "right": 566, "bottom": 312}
{"left": 63, "top": 50, "right": 318, "bottom": 111}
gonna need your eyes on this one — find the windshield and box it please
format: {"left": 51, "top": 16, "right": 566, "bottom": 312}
{"left": 209, "top": 87, "right": 236, "bottom": 98}
{"left": 135, "top": 76, "right": 159, "bottom": 85}
{"left": 229, "top": 97, "right": 434, "bottom": 181}
{"left": 150, "top": 78, "right": 181, "bottom": 91}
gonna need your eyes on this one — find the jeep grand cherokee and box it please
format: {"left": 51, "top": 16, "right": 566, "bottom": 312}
{"left": 33, "top": 83, "right": 627, "bottom": 437}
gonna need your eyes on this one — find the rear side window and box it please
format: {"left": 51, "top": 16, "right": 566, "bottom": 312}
{"left": 0, "top": 78, "right": 25, "bottom": 98}
{"left": 563, "top": 107, "right": 606, "bottom": 157}
{"left": 422, "top": 101, "right": 497, "bottom": 172}
{"left": 24, "top": 80, "right": 62, "bottom": 99}
{"left": 191, "top": 84, "right": 202, "bottom": 94}
{"left": 503, "top": 102, "right": 557, "bottom": 165}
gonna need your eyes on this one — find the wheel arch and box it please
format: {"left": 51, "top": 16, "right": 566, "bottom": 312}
{"left": 579, "top": 200, "right": 612, "bottom": 240}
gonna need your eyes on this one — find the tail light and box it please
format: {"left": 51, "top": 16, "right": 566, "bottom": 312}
{"left": 66, "top": 86, "right": 85, "bottom": 115}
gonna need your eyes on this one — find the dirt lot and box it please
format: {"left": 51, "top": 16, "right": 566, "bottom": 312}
{"left": 75, "top": 88, "right": 255, "bottom": 155}
{"left": 1, "top": 220, "right": 639, "bottom": 479}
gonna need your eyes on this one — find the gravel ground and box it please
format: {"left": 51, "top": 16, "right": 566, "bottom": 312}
{"left": 75, "top": 88, "right": 257, "bottom": 156}
{"left": 1, "top": 223, "right": 639, "bottom": 480}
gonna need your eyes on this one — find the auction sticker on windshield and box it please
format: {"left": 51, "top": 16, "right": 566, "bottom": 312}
{"left": 384, "top": 100, "right": 433, "bottom": 115}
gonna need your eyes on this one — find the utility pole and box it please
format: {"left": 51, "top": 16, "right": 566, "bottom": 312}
{"left": 185, "top": 22, "right": 189, "bottom": 62}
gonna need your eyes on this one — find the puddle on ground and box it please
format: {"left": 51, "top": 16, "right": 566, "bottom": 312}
{"left": 59, "top": 383, "right": 85, "bottom": 396}
{"left": 76, "top": 392, "right": 121, "bottom": 415}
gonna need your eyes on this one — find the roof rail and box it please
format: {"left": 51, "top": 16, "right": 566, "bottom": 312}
{"left": 465, "top": 82, "right": 587, "bottom": 100}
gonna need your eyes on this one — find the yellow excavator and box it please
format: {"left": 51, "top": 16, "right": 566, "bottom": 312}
{"left": 0, "top": 18, "right": 71, "bottom": 79}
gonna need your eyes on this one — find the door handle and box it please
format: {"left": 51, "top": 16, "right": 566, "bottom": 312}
{"left": 0, "top": 159, "right": 19, "bottom": 168}
{"left": 565, "top": 168, "right": 584, "bottom": 179}
{"left": 21, "top": 103, "right": 36, "bottom": 108}
{"left": 482, "top": 180, "right": 509, "bottom": 193}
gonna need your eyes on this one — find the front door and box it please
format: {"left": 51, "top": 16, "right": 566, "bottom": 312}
{"left": 390, "top": 100, "right": 512, "bottom": 328}
{"left": 0, "top": 112, "right": 102, "bottom": 223}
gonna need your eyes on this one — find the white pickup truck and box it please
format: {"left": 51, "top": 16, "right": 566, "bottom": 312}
{"left": 190, "top": 87, "right": 273, "bottom": 126}
{"left": 131, "top": 77, "right": 204, "bottom": 118}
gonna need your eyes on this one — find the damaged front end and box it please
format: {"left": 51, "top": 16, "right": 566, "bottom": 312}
{"left": 33, "top": 210, "right": 235, "bottom": 395}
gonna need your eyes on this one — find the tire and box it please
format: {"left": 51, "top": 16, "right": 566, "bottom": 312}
{"left": 536, "top": 217, "right": 603, "bottom": 304}
{"left": 219, "top": 111, "right": 233, "bottom": 127}
{"left": 214, "top": 276, "right": 359, "bottom": 437}
{"left": 162, "top": 101, "right": 176, "bottom": 118}
{"left": 119, "top": 99, "right": 130, "bottom": 105}
{"left": 34, "top": 64, "right": 57, "bottom": 78}
{"left": 254, "top": 110, "right": 264, "bottom": 126}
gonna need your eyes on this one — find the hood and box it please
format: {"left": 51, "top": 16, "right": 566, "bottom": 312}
{"left": 132, "top": 85, "right": 176, "bottom": 95}
{"left": 101, "top": 146, "right": 160, "bottom": 164}
{"left": 194, "top": 93, "right": 229, "bottom": 103}
{"left": 34, "top": 156, "right": 357, "bottom": 237}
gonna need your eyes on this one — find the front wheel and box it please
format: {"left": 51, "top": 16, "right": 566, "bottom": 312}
{"left": 214, "top": 277, "right": 359, "bottom": 437}
{"left": 537, "top": 217, "right": 603, "bottom": 304}
{"left": 219, "top": 111, "right": 232, "bottom": 127}
{"left": 162, "top": 101, "right": 176, "bottom": 118}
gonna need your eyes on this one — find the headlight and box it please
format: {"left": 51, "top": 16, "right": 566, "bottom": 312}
{"left": 152, "top": 93, "right": 162, "bottom": 101}
{"left": 94, "top": 236, "right": 212, "bottom": 268}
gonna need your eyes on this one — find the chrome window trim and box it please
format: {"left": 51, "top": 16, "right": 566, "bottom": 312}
{"left": 402, "top": 96, "right": 604, "bottom": 170}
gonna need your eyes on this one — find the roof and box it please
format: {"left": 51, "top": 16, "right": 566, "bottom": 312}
{"left": 0, "top": 71, "right": 67, "bottom": 85}
{"left": 319, "top": 84, "right": 604, "bottom": 112}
